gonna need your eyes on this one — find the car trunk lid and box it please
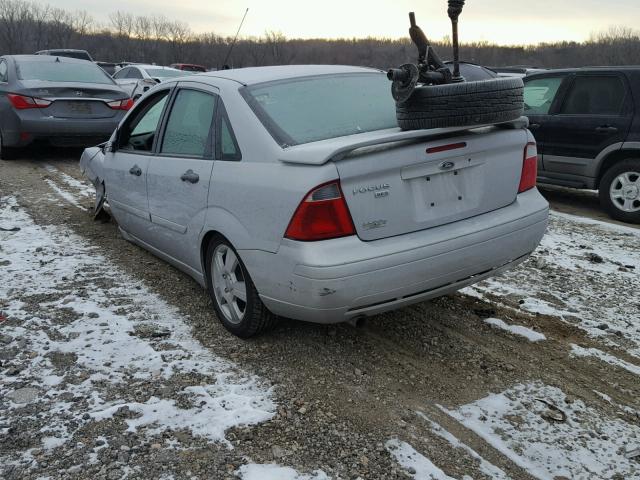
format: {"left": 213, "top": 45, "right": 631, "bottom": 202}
{"left": 335, "top": 128, "right": 527, "bottom": 240}
{"left": 19, "top": 82, "right": 127, "bottom": 119}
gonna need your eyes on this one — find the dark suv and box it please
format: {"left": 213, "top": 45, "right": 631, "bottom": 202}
{"left": 523, "top": 67, "right": 640, "bottom": 223}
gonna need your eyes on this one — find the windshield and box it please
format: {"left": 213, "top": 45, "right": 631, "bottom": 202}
{"left": 48, "top": 51, "right": 92, "bottom": 61}
{"left": 17, "top": 60, "right": 114, "bottom": 84}
{"left": 144, "top": 68, "right": 190, "bottom": 79}
{"left": 243, "top": 73, "right": 397, "bottom": 146}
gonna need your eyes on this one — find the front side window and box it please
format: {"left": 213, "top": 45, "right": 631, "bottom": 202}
{"left": 243, "top": 73, "right": 397, "bottom": 146}
{"left": 524, "top": 76, "right": 564, "bottom": 115}
{"left": 561, "top": 76, "right": 626, "bottom": 116}
{"left": 0, "top": 60, "right": 7, "bottom": 82}
{"left": 160, "top": 89, "right": 216, "bottom": 157}
{"left": 16, "top": 60, "right": 114, "bottom": 85}
{"left": 119, "top": 90, "right": 170, "bottom": 151}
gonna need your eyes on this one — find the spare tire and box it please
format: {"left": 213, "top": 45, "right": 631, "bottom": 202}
{"left": 395, "top": 77, "right": 524, "bottom": 130}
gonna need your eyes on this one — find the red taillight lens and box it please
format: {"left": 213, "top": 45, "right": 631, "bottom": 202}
{"left": 518, "top": 142, "right": 538, "bottom": 193}
{"left": 285, "top": 181, "right": 356, "bottom": 241}
{"left": 107, "top": 98, "right": 134, "bottom": 110}
{"left": 7, "top": 93, "right": 51, "bottom": 109}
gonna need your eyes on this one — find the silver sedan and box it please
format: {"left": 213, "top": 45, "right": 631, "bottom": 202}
{"left": 80, "top": 65, "right": 548, "bottom": 338}
{"left": 112, "top": 65, "right": 191, "bottom": 100}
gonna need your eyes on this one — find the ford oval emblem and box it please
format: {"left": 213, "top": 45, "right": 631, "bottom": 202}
{"left": 439, "top": 161, "right": 455, "bottom": 170}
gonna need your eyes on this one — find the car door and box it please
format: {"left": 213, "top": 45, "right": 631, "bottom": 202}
{"left": 523, "top": 73, "right": 569, "bottom": 172}
{"left": 104, "top": 88, "right": 172, "bottom": 239}
{"left": 541, "top": 73, "right": 632, "bottom": 180}
{"left": 145, "top": 82, "right": 218, "bottom": 268}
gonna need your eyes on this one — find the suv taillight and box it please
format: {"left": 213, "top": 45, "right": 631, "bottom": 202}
{"left": 285, "top": 181, "right": 356, "bottom": 241}
{"left": 107, "top": 98, "right": 134, "bottom": 110}
{"left": 518, "top": 142, "right": 538, "bottom": 193}
{"left": 7, "top": 93, "right": 51, "bottom": 109}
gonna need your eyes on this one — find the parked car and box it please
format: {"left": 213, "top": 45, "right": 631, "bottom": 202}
{"left": 112, "top": 65, "right": 191, "bottom": 99}
{"left": 444, "top": 61, "right": 498, "bottom": 81}
{"left": 96, "top": 61, "right": 118, "bottom": 76}
{"left": 170, "top": 63, "right": 207, "bottom": 73}
{"left": 492, "top": 66, "right": 547, "bottom": 78}
{"left": 80, "top": 65, "right": 548, "bottom": 337}
{"left": 524, "top": 67, "right": 640, "bottom": 223}
{"left": 0, "top": 55, "right": 132, "bottom": 158}
{"left": 35, "top": 49, "right": 93, "bottom": 62}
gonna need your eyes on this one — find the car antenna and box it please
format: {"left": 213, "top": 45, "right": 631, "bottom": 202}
{"left": 221, "top": 7, "right": 249, "bottom": 69}
{"left": 55, "top": 57, "right": 60, "bottom": 62}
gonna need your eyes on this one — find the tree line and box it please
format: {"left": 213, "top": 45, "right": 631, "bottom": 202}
{"left": 1, "top": 0, "right": 639, "bottom": 69}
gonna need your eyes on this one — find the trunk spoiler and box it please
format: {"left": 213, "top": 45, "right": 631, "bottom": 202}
{"left": 279, "top": 117, "right": 529, "bottom": 165}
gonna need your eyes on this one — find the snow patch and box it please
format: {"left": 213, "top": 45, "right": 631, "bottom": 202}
{"left": 571, "top": 344, "right": 640, "bottom": 377}
{"left": 386, "top": 439, "right": 458, "bottom": 480}
{"left": 484, "top": 318, "right": 546, "bottom": 342}
{"left": 441, "top": 382, "right": 640, "bottom": 480}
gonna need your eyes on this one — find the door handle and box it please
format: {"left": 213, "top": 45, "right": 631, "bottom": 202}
{"left": 180, "top": 169, "right": 199, "bottom": 184}
{"left": 529, "top": 123, "right": 541, "bottom": 130}
{"left": 129, "top": 165, "right": 142, "bottom": 176}
{"left": 595, "top": 125, "right": 618, "bottom": 134}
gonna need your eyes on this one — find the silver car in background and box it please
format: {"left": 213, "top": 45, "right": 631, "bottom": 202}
{"left": 112, "top": 65, "right": 191, "bottom": 100}
{"left": 0, "top": 55, "right": 132, "bottom": 158}
{"left": 80, "top": 65, "right": 548, "bottom": 338}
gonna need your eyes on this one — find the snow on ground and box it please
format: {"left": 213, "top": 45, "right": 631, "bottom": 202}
{"left": 0, "top": 196, "right": 275, "bottom": 472}
{"left": 415, "top": 412, "right": 509, "bottom": 480}
{"left": 441, "top": 382, "right": 640, "bottom": 480}
{"left": 43, "top": 178, "right": 88, "bottom": 211}
{"left": 463, "top": 211, "right": 640, "bottom": 357}
{"left": 571, "top": 344, "right": 640, "bottom": 377}
{"left": 386, "top": 439, "right": 462, "bottom": 480}
{"left": 44, "top": 164, "right": 95, "bottom": 199}
{"left": 483, "top": 318, "right": 546, "bottom": 342}
{"left": 236, "top": 463, "right": 330, "bottom": 480}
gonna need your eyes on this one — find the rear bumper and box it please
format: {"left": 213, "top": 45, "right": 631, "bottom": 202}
{"left": 240, "top": 188, "right": 549, "bottom": 324}
{"left": 2, "top": 114, "right": 122, "bottom": 147}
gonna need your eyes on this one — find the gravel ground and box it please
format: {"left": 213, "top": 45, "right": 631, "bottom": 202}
{"left": 1, "top": 148, "right": 639, "bottom": 480}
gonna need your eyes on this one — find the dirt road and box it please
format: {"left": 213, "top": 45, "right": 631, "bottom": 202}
{"left": 1, "top": 149, "right": 639, "bottom": 480}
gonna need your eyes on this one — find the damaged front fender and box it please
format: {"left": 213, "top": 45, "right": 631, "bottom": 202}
{"left": 79, "top": 145, "right": 108, "bottom": 220}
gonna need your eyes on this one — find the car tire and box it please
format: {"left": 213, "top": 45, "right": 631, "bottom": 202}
{"left": 599, "top": 159, "right": 640, "bottom": 224}
{"left": 0, "top": 132, "right": 16, "bottom": 160}
{"left": 395, "top": 77, "right": 524, "bottom": 130}
{"left": 205, "top": 236, "right": 277, "bottom": 338}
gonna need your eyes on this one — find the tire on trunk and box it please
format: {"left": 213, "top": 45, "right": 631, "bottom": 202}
{"left": 395, "top": 77, "right": 524, "bottom": 130}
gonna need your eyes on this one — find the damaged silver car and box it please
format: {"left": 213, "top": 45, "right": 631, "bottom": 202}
{"left": 81, "top": 65, "right": 548, "bottom": 338}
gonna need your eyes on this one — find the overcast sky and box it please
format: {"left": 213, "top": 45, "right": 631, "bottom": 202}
{"left": 33, "top": 0, "right": 640, "bottom": 45}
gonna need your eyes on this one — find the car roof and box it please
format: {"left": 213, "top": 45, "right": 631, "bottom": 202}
{"left": 198, "top": 64, "right": 383, "bottom": 85}
{"left": 4, "top": 54, "right": 93, "bottom": 64}
{"left": 527, "top": 66, "right": 640, "bottom": 77}
{"left": 37, "top": 49, "right": 88, "bottom": 53}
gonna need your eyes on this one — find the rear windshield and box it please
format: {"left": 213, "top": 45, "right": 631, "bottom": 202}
{"left": 17, "top": 60, "right": 114, "bottom": 84}
{"left": 242, "top": 73, "right": 397, "bottom": 146}
{"left": 144, "top": 68, "right": 190, "bottom": 79}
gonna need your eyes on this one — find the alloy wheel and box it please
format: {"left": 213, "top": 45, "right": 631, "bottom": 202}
{"left": 609, "top": 171, "right": 640, "bottom": 213}
{"left": 211, "top": 244, "right": 247, "bottom": 325}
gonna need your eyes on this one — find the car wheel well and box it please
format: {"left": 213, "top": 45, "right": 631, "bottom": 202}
{"left": 597, "top": 149, "right": 640, "bottom": 189}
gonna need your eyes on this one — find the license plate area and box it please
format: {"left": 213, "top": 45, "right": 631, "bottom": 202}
{"left": 69, "top": 102, "right": 92, "bottom": 114}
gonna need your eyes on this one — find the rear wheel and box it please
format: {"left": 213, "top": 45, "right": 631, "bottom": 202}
{"left": 205, "top": 236, "right": 277, "bottom": 338}
{"left": 599, "top": 159, "right": 640, "bottom": 224}
{"left": 0, "top": 132, "right": 16, "bottom": 160}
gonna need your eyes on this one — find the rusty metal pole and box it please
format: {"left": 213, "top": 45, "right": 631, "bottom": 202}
{"left": 447, "top": 0, "right": 465, "bottom": 81}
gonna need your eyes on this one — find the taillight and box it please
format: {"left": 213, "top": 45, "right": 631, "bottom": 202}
{"left": 107, "top": 98, "right": 134, "bottom": 111}
{"left": 7, "top": 93, "right": 51, "bottom": 109}
{"left": 285, "top": 181, "right": 356, "bottom": 241}
{"left": 518, "top": 142, "right": 538, "bottom": 193}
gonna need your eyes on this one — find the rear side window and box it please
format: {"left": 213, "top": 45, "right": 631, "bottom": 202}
{"left": 0, "top": 60, "right": 7, "bottom": 82}
{"left": 160, "top": 89, "right": 216, "bottom": 157}
{"left": 561, "top": 76, "right": 626, "bottom": 116}
{"left": 16, "top": 60, "right": 114, "bottom": 85}
{"left": 126, "top": 68, "right": 143, "bottom": 80}
{"left": 243, "top": 73, "right": 397, "bottom": 146}
{"left": 524, "top": 77, "right": 563, "bottom": 115}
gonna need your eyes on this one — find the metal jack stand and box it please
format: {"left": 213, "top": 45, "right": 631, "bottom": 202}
{"left": 448, "top": 0, "right": 466, "bottom": 82}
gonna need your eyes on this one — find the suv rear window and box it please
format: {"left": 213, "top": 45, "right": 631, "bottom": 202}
{"left": 17, "top": 60, "right": 114, "bottom": 84}
{"left": 242, "top": 73, "right": 397, "bottom": 146}
{"left": 561, "top": 76, "right": 626, "bottom": 116}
